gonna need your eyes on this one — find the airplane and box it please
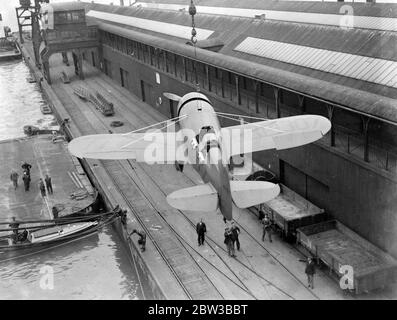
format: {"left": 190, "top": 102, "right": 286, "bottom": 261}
{"left": 68, "top": 91, "right": 331, "bottom": 222}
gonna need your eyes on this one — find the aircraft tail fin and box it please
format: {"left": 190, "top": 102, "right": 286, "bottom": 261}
{"left": 230, "top": 181, "right": 280, "bottom": 209}
{"left": 166, "top": 184, "right": 218, "bottom": 212}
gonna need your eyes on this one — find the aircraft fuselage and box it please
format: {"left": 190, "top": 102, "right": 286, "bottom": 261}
{"left": 176, "top": 92, "right": 233, "bottom": 219}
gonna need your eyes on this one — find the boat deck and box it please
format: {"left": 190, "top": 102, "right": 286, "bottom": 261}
{"left": 0, "top": 134, "right": 96, "bottom": 222}
{"left": 20, "top": 40, "right": 397, "bottom": 300}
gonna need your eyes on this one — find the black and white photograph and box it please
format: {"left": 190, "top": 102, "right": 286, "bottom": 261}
{"left": 0, "top": 0, "right": 396, "bottom": 306}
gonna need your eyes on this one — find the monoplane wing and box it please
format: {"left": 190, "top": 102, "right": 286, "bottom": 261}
{"left": 220, "top": 115, "right": 331, "bottom": 156}
{"left": 68, "top": 131, "right": 186, "bottom": 163}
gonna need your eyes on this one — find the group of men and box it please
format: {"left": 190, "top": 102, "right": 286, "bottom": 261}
{"left": 9, "top": 161, "right": 53, "bottom": 197}
{"left": 196, "top": 218, "right": 242, "bottom": 257}
{"left": 195, "top": 206, "right": 316, "bottom": 289}
{"left": 224, "top": 222, "right": 240, "bottom": 257}
{"left": 10, "top": 162, "right": 32, "bottom": 192}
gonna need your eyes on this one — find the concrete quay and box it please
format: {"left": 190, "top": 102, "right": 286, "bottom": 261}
{"left": 18, "top": 39, "right": 397, "bottom": 300}
{"left": 0, "top": 134, "right": 96, "bottom": 223}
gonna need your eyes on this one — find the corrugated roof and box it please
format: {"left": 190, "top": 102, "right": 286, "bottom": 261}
{"left": 234, "top": 37, "right": 397, "bottom": 89}
{"left": 82, "top": 2, "right": 397, "bottom": 123}
{"left": 134, "top": 1, "right": 397, "bottom": 32}
{"left": 98, "top": 22, "right": 397, "bottom": 125}
{"left": 137, "top": 0, "right": 397, "bottom": 18}
{"left": 86, "top": 10, "right": 213, "bottom": 41}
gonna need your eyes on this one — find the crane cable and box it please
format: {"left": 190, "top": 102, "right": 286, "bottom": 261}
{"left": 189, "top": 0, "right": 200, "bottom": 93}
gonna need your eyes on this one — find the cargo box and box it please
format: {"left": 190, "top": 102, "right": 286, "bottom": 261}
{"left": 297, "top": 220, "right": 397, "bottom": 294}
{"left": 262, "top": 184, "right": 326, "bottom": 240}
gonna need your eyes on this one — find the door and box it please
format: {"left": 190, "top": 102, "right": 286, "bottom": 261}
{"left": 140, "top": 80, "right": 146, "bottom": 102}
{"left": 91, "top": 51, "right": 96, "bottom": 67}
{"left": 120, "top": 67, "right": 129, "bottom": 89}
{"left": 104, "top": 59, "right": 111, "bottom": 78}
{"left": 140, "top": 80, "right": 155, "bottom": 107}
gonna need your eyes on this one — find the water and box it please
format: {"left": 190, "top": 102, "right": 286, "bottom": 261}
{"left": 0, "top": 60, "right": 143, "bottom": 299}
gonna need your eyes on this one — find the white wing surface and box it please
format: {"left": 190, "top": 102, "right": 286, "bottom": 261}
{"left": 221, "top": 115, "right": 331, "bottom": 156}
{"left": 68, "top": 132, "right": 186, "bottom": 163}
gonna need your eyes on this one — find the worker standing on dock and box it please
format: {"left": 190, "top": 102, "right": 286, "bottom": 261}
{"left": 10, "top": 170, "right": 19, "bottom": 190}
{"left": 21, "top": 161, "right": 32, "bottom": 177}
{"left": 196, "top": 218, "right": 207, "bottom": 246}
{"left": 262, "top": 214, "right": 273, "bottom": 243}
{"left": 300, "top": 257, "right": 316, "bottom": 289}
{"left": 45, "top": 174, "right": 53, "bottom": 194}
{"left": 231, "top": 221, "right": 241, "bottom": 251}
{"left": 22, "top": 172, "right": 31, "bottom": 191}
{"left": 224, "top": 227, "right": 236, "bottom": 257}
{"left": 39, "top": 178, "right": 46, "bottom": 197}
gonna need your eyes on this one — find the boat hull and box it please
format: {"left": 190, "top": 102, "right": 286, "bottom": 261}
{"left": 0, "top": 210, "right": 119, "bottom": 261}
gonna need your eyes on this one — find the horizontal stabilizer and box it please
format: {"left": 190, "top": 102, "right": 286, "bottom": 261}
{"left": 163, "top": 92, "right": 182, "bottom": 102}
{"left": 166, "top": 184, "right": 218, "bottom": 212}
{"left": 230, "top": 181, "right": 280, "bottom": 208}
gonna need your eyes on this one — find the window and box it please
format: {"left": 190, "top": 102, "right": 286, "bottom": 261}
{"left": 56, "top": 12, "right": 67, "bottom": 23}
{"left": 126, "top": 39, "right": 133, "bottom": 55}
{"left": 72, "top": 12, "right": 80, "bottom": 21}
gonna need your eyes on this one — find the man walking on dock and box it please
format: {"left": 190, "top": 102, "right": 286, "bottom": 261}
{"left": 196, "top": 218, "right": 207, "bottom": 246}
{"left": 10, "top": 170, "right": 19, "bottom": 190}
{"left": 45, "top": 174, "right": 53, "bottom": 194}
{"left": 39, "top": 178, "right": 46, "bottom": 197}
